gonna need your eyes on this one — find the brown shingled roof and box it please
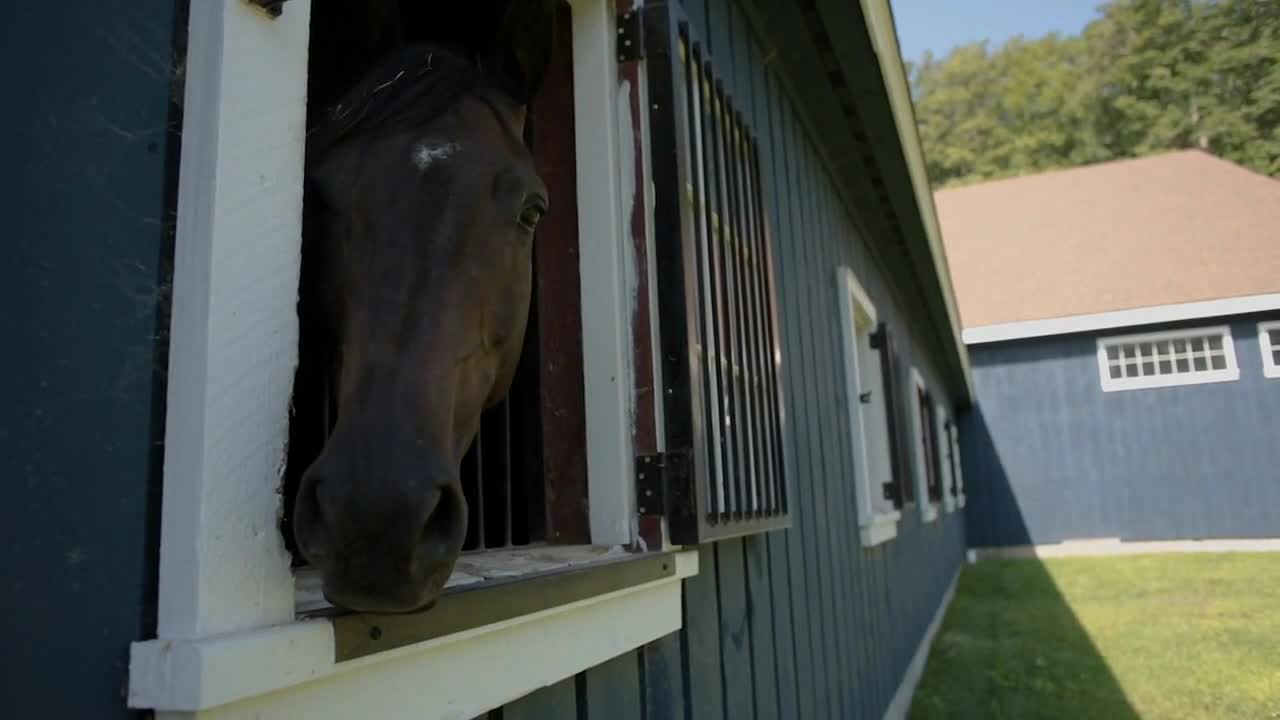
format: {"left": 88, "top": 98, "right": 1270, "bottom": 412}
{"left": 934, "top": 150, "right": 1280, "bottom": 328}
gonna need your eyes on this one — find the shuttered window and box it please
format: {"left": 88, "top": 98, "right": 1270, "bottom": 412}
{"left": 643, "top": 0, "right": 790, "bottom": 543}
{"left": 837, "top": 268, "right": 900, "bottom": 546}
{"left": 870, "top": 322, "right": 913, "bottom": 510}
{"left": 916, "top": 386, "right": 943, "bottom": 503}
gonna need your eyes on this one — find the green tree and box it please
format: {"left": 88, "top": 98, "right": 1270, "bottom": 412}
{"left": 909, "top": 0, "right": 1280, "bottom": 187}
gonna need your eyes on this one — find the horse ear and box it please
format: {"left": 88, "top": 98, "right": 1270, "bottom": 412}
{"left": 483, "top": 0, "right": 558, "bottom": 106}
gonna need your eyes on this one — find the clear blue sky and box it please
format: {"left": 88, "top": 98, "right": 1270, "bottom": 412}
{"left": 889, "top": 0, "right": 1103, "bottom": 63}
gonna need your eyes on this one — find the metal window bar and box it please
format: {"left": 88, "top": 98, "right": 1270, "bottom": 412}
{"left": 685, "top": 40, "right": 729, "bottom": 520}
{"left": 748, "top": 137, "right": 788, "bottom": 516}
{"left": 643, "top": 0, "right": 791, "bottom": 543}
{"left": 459, "top": 396, "right": 546, "bottom": 552}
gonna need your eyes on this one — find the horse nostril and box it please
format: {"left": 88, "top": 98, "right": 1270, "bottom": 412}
{"left": 293, "top": 470, "right": 331, "bottom": 563}
{"left": 420, "top": 485, "right": 465, "bottom": 557}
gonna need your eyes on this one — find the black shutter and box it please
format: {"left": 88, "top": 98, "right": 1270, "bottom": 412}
{"left": 945, "top": 419, "right": 959, "bottom": 498}
{"left": 642, "top": 1, "right": 790, "bottom": 544}
{"left": 871, "top": 322, "right": 911, "bottom": 509}
{"left": 921, "top": 389, "right": 942, "bottom": 503}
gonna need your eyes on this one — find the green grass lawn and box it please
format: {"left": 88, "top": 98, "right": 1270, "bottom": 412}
{"left": 909, "top": 553, "right": 1280, "bottom": 720}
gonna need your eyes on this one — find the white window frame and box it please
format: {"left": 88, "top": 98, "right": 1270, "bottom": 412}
{"left": 1095, "top": 325, "right": 1240, "bottom": 392}
{"left": 908, "top": 367, "right": 940, "bottom": 523}
{"left": 1259, "top": 321, "right": 1280, "bottom": 379}
{"left": 127, "top": 2, "right": 696, "bottom": 717}
{"left": 836, "top": 267, "right": 900, "bottom": 547}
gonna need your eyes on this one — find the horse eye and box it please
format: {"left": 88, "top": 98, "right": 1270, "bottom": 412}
{"left": 518, "top": 203, "right": 545, "bottom": 232}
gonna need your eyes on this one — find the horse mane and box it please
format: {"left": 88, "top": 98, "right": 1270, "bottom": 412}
{"left": 305, "top": 43, "right": 483, "bottom": 162}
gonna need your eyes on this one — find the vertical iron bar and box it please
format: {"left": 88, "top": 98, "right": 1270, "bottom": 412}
{"left": 727, "top": 111, "right": 764, "bottom": 517}
{"left": 708, "top": 76, "right": 745, "bottom": 521}
{"left": 700, "top": 56, "right": 734, "bottom": 521}
{"left": 503, "top": 398, "right": 512, "bottom": 547}
{"left": 747, "top": 134, "right": 773, "bottom": 512}
{"left": 475, "top": 423, "right": 486, "bottom": 549}
{"left": 750, "top": 141, "right": 789, "bottom": 513}
{"left": 721, "top": 106, "right": 752, "bottom": 516}
{"left": 684, "top": 37, "right": 723, "bottom": 520}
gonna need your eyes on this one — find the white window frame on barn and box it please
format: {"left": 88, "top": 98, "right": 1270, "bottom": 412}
{"left": 127, "top": 1, "right": 701, "bottom": 717}
{"left": 908, "top": 367, "right": 940, "bottom": 524}
{"left": 835, "top": 266, "right": 900, "bottom": 547}
{"left": 1258, "top": 320, "right": 1280, "bottom": 379}
{"left": 1095, "top": 325, "right": 1240, "bottom": 392}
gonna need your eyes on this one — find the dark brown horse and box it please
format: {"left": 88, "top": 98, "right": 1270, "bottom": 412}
{"left": 290, "top": 2, "right": 555, "bottom": 614}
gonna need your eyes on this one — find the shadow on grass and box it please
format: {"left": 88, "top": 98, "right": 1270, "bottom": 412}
{"left": 910, "top": 406, "right": 1140, "bottom": 719}
{"left": 908, "top": 557, "right": 1140, "bottom": 719}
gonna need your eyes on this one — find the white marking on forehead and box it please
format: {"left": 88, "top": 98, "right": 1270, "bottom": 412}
{"left": 412, "top": 141, "right": 461, "bottom": 171}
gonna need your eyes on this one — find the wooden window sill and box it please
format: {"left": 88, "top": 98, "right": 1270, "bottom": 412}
{"left": 859, "top": 511, "right": 900, "bottom": 547}
{"left": 129, "top": 548, "right": 699, "bottom": 716}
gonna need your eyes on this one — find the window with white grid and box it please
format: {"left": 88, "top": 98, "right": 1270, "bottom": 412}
{"left": 1096, "top": 325, "right": 1239, "bottom": 392}
{"left": 1260, "top": 321, "right": 1280, "bottom": 379}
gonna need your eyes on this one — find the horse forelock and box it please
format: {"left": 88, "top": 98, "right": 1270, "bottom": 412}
{"left": 305, "top": 43, "right": 483, "bottom": 163}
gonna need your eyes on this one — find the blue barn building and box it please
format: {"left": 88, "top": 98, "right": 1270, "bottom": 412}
{"left": 937, "top": 150, "right": 1280, "bottom": 551}
{"left": 5, "top": 1, "right": 977, "bottom": 719}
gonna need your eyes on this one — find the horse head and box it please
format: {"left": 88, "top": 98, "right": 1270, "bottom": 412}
{"left": 290, "top": 1, "right": 556, "bottom": 614}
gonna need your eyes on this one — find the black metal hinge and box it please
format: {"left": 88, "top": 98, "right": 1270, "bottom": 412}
{"left": 246, "top": 0, "right": 288, "bottom": 18}
{"left": 635, "top": 453, "right": 666, "bottom": 516}
{"left": 617, "top": 8, "right": 646, "bottom": 62}
{"left": 869, "top": 321, "right": 887, "bottom": 350}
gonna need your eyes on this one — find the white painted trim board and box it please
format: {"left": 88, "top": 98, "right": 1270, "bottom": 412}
{"left": 157, "top": 0, "right": 311, "bottom": 640}
{"left": 964, "top": 292, "right": 1280, "bottom": 345}
{"left": 572, "top": 0, "right": 637, "bottom": 545}
{"left": 1258, "top": 320, "right": 1280, "bottom": 379}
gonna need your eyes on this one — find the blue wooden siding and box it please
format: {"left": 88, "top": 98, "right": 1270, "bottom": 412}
{"left": 961, "top": 314, "right": 1280, "bottom": 548}
{"left": 0, "top": 1, "right": 182, "bottom": 716}
{"left": 493, "top": 1, "right": 967, "bottom": 717}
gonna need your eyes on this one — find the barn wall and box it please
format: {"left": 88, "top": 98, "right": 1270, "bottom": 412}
{"left": 961, "top": 313, "right": 1280, "bottom": 548}
{"left": 0, "top": 1, "right": 182, "bottom": 717}
{"left": 497, "top": 1, "right": 967, "bottom": 718}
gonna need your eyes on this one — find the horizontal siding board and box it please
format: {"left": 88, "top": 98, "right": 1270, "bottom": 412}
{"left": 963, "top": 315, "right": 1280, "bottom": 547}
{"left": 682, "top": 544, "right": 725, "bottom": 719}
{"left": 586, "top": 650, "right": 641, "bottom": 720}
{"left": 503, "top": 676, "right": 579, "bottom": 720}
{"left": 642, "top": 632, "right": 687, "bottom": 720}
{"left": 1, "top": 2, "right": 179, "bottom": 718}
{"left": 714, "top": 541, "right": 755, "bottom": 720}
{"left": 757, "top": 65, "right": 800, "bottom": 720}
{"left": 743, "top": 535, "right": 779, "bottom": 720}
{"left": 770, "top": 63, "right": 820, "bottom": 720}
{"left": 789, "top": 93, "right": 836, "bottom": 720}
{"left": 737, "top": 28, "right": 780, "bottom": 720}
{"left": 814, "top": 152, "right": 857, "bottom": 720}
{"left": 820, "top": 170, "right": 869, "bottom": 718}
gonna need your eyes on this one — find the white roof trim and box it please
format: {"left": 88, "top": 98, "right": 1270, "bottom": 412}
{"left": 962, "top": 293, "right": 1280, "bottom": 345}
